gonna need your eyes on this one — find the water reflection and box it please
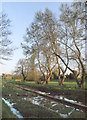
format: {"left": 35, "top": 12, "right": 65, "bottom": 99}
{"left": 21, "top": 91, "right": 83, "bottom": 118}
{"left": 3, "top": 87, "right": 85, "bottom": 118}
{"left": 34, "top": 90, "right": 84, "bottom": 106}
{"left": 54, "top": 95, "right": 83, "bottom": 106}
{"left": 2, "top": 98, "right": 23, "bottom": 118}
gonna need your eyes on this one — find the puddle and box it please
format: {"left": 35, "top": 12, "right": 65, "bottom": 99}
{"left": 54, "top": 95, "right": 84, "bottom": 106}
{"left": 55, "top": 95, "right": 64, "bottom": 100}
{"left": 65, "top": 105, "right": 71, "bottom": 108}
{"left": 38, "top": 91, "right": 47, "bottom": 95}
{"left": 57, "top": 108, "right": 75, "bottom": 118}
{"left": 52, "top": 103, "right": 58, "bottom": 107}
{"left": 59, "top": 113, "right": 68, "bottom": 118}
{"left": 2, "top": 98, "right": 23, "bottom": 118}
{"left": 64, "top": 98, "right": 78, "bottom": 103}
{"left": 3, "top": 86, "right": 85, "bottom": 118}
{"left": 34, "top": 90, "right": 84, "bottom": 107}
{"left": 20, "top": 91, "right": 84, "bottom": 118}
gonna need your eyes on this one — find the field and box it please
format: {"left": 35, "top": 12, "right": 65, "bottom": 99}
{"left": 2, "top": 78, "right": 87, "bottom": 118}
{"left": 9, "top": 79, "right": 87, "bottom": 105}
{"left": 1, "top": 1, "right": 87, "bottom": 119}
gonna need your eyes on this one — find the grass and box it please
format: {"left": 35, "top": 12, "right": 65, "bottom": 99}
{"left": 2, "top": 79, "right": 87, "bottom": 118}
{"left": 2, "top": 100, "right": 17, "bottom": 118}
{"left": 69, "top": 110, "right": 86, "bottom": 118}
{"left": 2, "top": 79, "right": 61, "bottom": 118}
{"left": 13, "top": 99, "right": 61, "bottom": 118}
{"left": 8, "top": 79, "right": 87, "bottom": 105}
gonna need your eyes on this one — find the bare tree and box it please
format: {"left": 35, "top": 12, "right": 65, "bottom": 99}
{"left": 53, "top": 2, "right": 86, "bottom": 88}
{"left": 15, "top": 59, "right": 30, "bottom": 81}
{"left": 0, "top": 13, "right": 13, "bottom": 62}
{"left": 22, "top": 8, "right": 61, "bottom": 84}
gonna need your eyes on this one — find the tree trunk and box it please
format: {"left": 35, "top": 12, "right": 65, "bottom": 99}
{"left": 46, "top": 76, "right": 50, "bottom": 84}
{"left": 60, "top": 73, "right": 66, "bottom": 86}
{"left": 21, "top": 65, "right": 26, "bottom": 81}
{"left": 23, "top": 76, "right": 26, "bottom": 81}
{"left": 54, "top": 52, "right": 85, "bottom": 88}
{"left": 80, "top": 65, "right": 85, "bottom": 88}
{"left": 56, "top": 56, "right": 61, "bottom": 85}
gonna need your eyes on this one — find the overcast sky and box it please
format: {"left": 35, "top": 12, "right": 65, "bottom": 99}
{"left": 1, "top": 2, "right": 64, "bottom": 75}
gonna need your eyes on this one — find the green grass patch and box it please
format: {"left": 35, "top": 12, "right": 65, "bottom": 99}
{"left": 2, "top": 79, "right": 86, "bottom": 118}
{"left": 2, "top": 79, "right": 61, "bottom": 118}
{"left": 69, "top": 110, "right": 86, "bottom": 118}
{"left": 13, "top": 99, "right": 60, "bottom": 118}
{"left": 4, "top": 78, "right": 86, "bottom": 105}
